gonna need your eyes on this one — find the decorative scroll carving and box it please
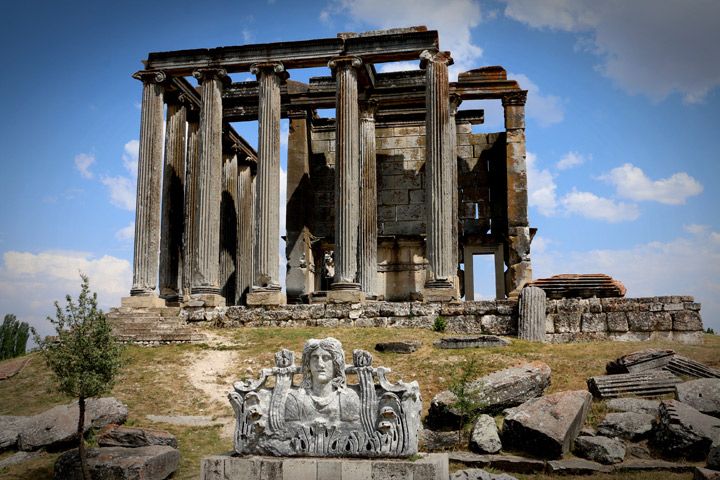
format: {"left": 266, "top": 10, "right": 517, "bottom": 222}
{"left": 228, "top": 337, "right": 421, "bottom": 457}
{"left": 132, "top": 70, "right": 167, "bottom": 84}
{"left": 501, "top": 90, "right": 528, "bottom": 106}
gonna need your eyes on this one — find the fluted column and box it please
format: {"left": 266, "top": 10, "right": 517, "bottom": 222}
{"left": 247, "top": 62, "right": 287, "bottom": 305}
{"left": 190, "top": 68, "right": 227, "bottom": 305}
{"left": 181, "top": 107, "right": 200, "bottom": 300}
{"left": 159, "top": 94, "right": 187, "bottom": 301}
{"left": 358, "top": 100, "right": 378, "bottom": 297}
{"left": 219, "top": 149, "right": 238, "bottom": 304}
{"left": 329, "top": 56, "right": 363, "bottom": 298}
{"left": 421, "top": 50, "right": 456, "bottom": 297}
{"left": 448, "top": 94, "right": 462, "bottom": 294}
{"left": 503, "top": 90, "right": 532, "bottom": 297}
{"left": 127, "top": 70, "right": 166, "bottom": 304}
{"left": 236, "top": 160, "right": 254, "bottom": 305}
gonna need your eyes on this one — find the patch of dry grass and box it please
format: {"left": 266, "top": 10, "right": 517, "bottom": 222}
{"left": 1, "top": 329, "right": 718, "bottom": 479}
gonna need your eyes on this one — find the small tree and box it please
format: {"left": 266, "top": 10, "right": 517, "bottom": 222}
{"left": 0, "top": 314, "right": 30, "bottom": 360}
{"left": 34, "top": 274, "right": 122, "bottom": 480}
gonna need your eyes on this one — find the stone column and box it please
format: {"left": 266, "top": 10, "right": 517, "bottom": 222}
{"left": 219, "top": 149, "right": 238, "bottom": 304}
{"left": 247, "top": 62, "right": 287, "bottom": 306}
{"left": 448, "top": 94, "right": 462, "bottom": 298}
{"left": 236, "top": 159, "right": 255, "bottom": 305}
{"left": 190, "top": 68, "right": 228, "bottom": 306}
{"left": 328, "top": 56, "right": 364, "bottom": 303}
{"left": 123, "top": 70, "right": 167, "bottom": 308}
{"left": 285, "top": 108, "right": 314, "bottom": 303}
{"left": 502, "top": 90, "right": 532, "bottom": 297}
{"left": 358, "top": 100, "right": 378, "bottom": 298}
{"left": 158, "top": 94, "right": 187, "bottom": 301}
{"left": 181, "top": 105, "right": 200, "bottom": 300}
{"left": 421, "top": 50, "right": 457, "bottom": 302}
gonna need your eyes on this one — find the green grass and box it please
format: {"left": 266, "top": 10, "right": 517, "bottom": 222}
{"left": 1, "top": 330, "right": 718, "bottom": 479}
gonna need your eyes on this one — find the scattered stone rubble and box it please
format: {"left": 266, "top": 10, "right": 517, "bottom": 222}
{"left": 0, "top": 397, "right": 179, "bottom": 480}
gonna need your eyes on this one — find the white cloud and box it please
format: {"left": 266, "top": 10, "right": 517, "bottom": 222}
{"left": 526, "top": 151, "right": 557, "bottom": 215}
{"left": 556, "top": 151, "right": 586, "bottom": 170}
{"left": 74, "top": 153, "right": 95, "bottom": 179}
{"left": 0, "top": 250, "right": 131, "bottom": 340}
{"left": 321, "top": 0, "right": 483, "bottom": 78}
{"left": 533, "top": 231, "right": 720, "bottom": 331}
{"left": 378, "top": 61, "right": 420, "bottom": 74}
{"left": 115, "top": 222, "right": 135, "bottom": 241}
{"left": 560, "top": 188, "right": 640, "bottom": 223}
{"left": 601, "top": 163, "right": 703, "bottom": 205}
{"left": 511, "top": 73, "right": 564, "bottom": 127}
{"left": 503, "top": 0, "right": 720, "bottom": 103}
{"left": 101, "top": 175, "right": 135, "bottom": 211}
{"left": 684, "top": 224, "right": 709, "bottom": 235}
{"left": 122, "top": 140, "right": 139, "bottom": 177}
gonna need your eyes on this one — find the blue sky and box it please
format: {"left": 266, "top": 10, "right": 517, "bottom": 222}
{"left": 1, "top": 0, "right": 718, "bottom": 337}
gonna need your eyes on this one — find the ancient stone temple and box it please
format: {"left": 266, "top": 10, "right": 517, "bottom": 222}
{"left": 121, "top": 26, "right": 532, "bottom": 309}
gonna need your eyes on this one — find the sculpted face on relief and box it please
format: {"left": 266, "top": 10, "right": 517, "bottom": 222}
{"left": 228, "top": 337, "right": 421, "bottom": 457}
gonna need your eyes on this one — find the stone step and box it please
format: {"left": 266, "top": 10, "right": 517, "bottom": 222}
{"left": 587, "top": 370, "right": 682, "bottom": 399}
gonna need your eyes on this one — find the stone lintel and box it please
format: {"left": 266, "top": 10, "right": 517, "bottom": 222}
{"left": 200, "top": 454, "right": 449, "bottom": 480}
{"left": 121, "top": 295, "right": 167, "bottom": 308}
{"left": 246, "top": 289, "right": 286, "bottom": 306}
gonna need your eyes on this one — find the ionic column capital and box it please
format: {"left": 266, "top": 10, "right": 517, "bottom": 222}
{"left": 287, "top": 107, "right": 309, "bottom": 119}
{"left": 250, "top": 61, "right": 289, "bottom": 81}
{"left": 132, "top": 70, "right": 168, "bottom": 84}
{"left": 328, "top": 56, "right": 363, "bottom": 73}
{"left": 192, "top": 67, "right": 230, "bottom": 85}
{"left": 420, "top": 49, "right": 454, "bottom": 68}
{"left": 502, "top": 90, "right": 528, "bottom": 107}
{"left": 449, "top": 94, "right": 462, "bottom": 116}
{"left": 359, "top": 99, "right": 378, "bottom": 120}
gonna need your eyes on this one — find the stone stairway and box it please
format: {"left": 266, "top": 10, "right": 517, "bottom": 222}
{"left": 106, "top": 307, "right": 206, "bottom": 344}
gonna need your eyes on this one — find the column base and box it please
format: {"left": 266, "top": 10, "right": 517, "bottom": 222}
{"left": 422, "top": 280, "right": 458, "bottom": 303}
{"left": 185, "top": 294, "right": 226, "bottom": 307}
{"left": 247, "top": 288, "right": 285, "bottom": 306}
{"left": 327, "top": 290, "right": 366, "bottom": 304}
{"left": 121, "top": 295, "right": 167, "bottom": 308}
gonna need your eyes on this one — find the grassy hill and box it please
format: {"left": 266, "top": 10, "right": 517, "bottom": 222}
{"left": 1, "top": 327, "right": 719, "bottom": 479}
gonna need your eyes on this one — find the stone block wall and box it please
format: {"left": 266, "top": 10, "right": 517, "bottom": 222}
{"left": 545, "top": 296, "right": 703, "bottom": 344}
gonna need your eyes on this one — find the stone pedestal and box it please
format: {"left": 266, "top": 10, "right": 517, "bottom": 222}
{"left": 120, "top": 295, "right": 166, "bottom": 308}
{"left": 422, "top": 288, "right": 458, "bottom": 303}
{"left": 246, "top": 290, "right": 286, "bottom": 306}
{"left": 201, "top": 454, "right": 448, "bottom": 480}
{"left": 184, "top": 293, "right": 226, "bottom": 308}
{"left": 327, "top": 289, "right": 366, "bottom": 304}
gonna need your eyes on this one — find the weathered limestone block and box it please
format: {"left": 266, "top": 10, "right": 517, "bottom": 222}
{"left": 627, "top": 312, "right": 672, "bottom": 331}
{"left": 607, "top": 398, "right": 660, "bottom": 416}
{"left": 451, "top": 468, "right": 518, "bottom": 480}
{"left": 573, "top": 435, "right": 626, "bottom": 464}
{"left": 676, "top": 379, "right": 720, "bottom": 417}
{"left": 228, "top": 337, "right": 421, "bottom": 457}
{"left": 518, "top": 286, "right": 545, "bottom": 342}
{"left": 97, "top": 426, "right": 178, "bottom": 448}
{"left": 652, "top": 400, "right": 720, "bottom": 459}
{"left": 696, "top": 467, "right": 720, "bottom": 480}
{"left": 0, "top": 416, "right": 26, "bottom": 451}
{"left": 581, "top": 313, "right": 607, "bottom": 332}
{"left": 54, "top": 445, "right": 180, "bottom": 480}
{"left": 374, "top": 340, "right": 421, "bottom": 354}
{"left": 597, "top": 412, "right": 654, "bottom": 441}
{"left": 421, "top": 429, "right": 462, "bottom": 451}
{"left": 606, "top": 312, "right": 629, "bottom": 332}
{"left": 673, "top": 310, "right": 703, "bottom": 331}
{"left": 502, "top": 390, "right": 592, "bottom": 459}
{"left": 469, "top": 415, "right": 502, "bottom": 454}
{"left": 545, "top": 458, "right": 613, "bottom": 475}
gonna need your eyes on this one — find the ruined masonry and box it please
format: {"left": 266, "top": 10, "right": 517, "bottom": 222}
{"left": 110, "top": 27, "right": 704, "bottom": 344}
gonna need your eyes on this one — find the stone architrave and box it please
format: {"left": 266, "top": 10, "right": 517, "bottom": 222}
{"left": 421, "top": 49, "right": 456, "bottom": 300}
{"left": 228, "top": 337, "right": 422, "bottom": 457}
{"left": 181, "top": 106, "right": 200, "bottom": 299}
{"left": 191, "top": 67, "right": 228, "bottom": 305}
{"left": 358, "top": 100, "right": 378, "bottom": 297}
{"left": 502, "top": 91, "right": 532, "bottom": 297}
{"left": 125, "top": 70, "right": 167, "bottom": 307}
{"left": 235, "top": 160, "right": 254, "bottom": 305}
{"left": 158, "top": 94, "right": 187, "bottom": 301}
{"left": 248, "top": 62, "right": 287, "bottom": 306}
{"left": 328, "top": 57, "right": 364, "bottom": 302}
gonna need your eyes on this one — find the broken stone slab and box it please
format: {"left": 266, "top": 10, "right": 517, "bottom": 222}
{"left": 18, "top": 397, "right": 128, "bottom": 451}
{"left": 587, "top": 370, "right": 682, "bottom": 399}
{"left": 0, "top": 450, "right": 45, "bottom": 469}
{"left": 0, "top": 415, "right": 27, "bottom": 451}
{"left": 666, "top": 355, "right": 720, "bottom": 379}
{"left": 145, "top": 414, "right": 224, "bottom": 427}
{"left": 469, "top": 414, "right": 502, "bottom": 454}
{"left": 708, "top": 442, "right": 720, "bottom": 469}
{"left": 427, "top": 362, "right": 551, "bottom": 428}
{"left": 614, "top": 458, "right": 695, "bottom": 473}
{"left": 606, "top": 397, "right": 660, "bottom": 415}
{"left": 502, "top": 390, "right": 592, "bottom": 459}
{"left": 695, "top": 467, "right": 720, "bottom": 480}
{"left": 374, "top": 340, "right": 421, "bottom": 353}
{"left": 676, "top": 378, "right": 720, "bottom": 417}
{"left": 450, "top": 468, "right": 518, "bottom": 480}
{"left": 652, "top": 399, "right": 720, "bottom": 459}
{"left": 434, "top": 335, "right": 510, "bottom": 349}
{"left": 546, "top": 458, "right": 613, "bottom": 475}
{"left": 448, "top": 452, "right": 546, "bottom": 474}
{"left": 573, "top": 435, "right": 626, "bottom": 464}
{"left": 596, "top": 412, "right": 654, "bottom": 441}
{"left": 97, "top": 425, "right": 178, "bottom": 449}
{"left": 606, "top": 349, "right": 675, "bottom": 374}
{"left": 53, "top": 445, "right": 180, "bottom": 480}
{"left": 420, "top": 428, "right": 462, "bottom": 451}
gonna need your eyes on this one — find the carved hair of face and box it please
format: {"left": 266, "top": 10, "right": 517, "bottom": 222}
{"left": 300, "top": 337, "right": 346, "bottom": 391}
